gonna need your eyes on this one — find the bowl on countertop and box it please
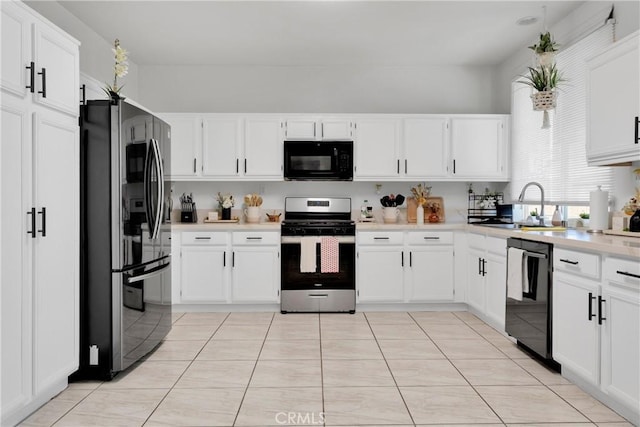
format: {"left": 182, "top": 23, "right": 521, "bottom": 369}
{"left": 266, "top": 212, "right": 281, "bottom": 223}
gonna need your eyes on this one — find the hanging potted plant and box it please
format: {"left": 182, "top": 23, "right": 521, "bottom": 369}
{"left": 519, "top": 63, "right": 564, "bottom": 110}
{"left": 528, "top": 31, "right": 560, "bottom": 67}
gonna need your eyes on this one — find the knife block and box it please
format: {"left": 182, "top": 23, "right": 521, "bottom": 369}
{"left": 181, "top": 208, "right": 197, "bottom": 223}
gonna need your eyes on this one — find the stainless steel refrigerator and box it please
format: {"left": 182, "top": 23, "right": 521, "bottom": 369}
{"left": 75, "top": 99, "right": 171, "bottom": 380}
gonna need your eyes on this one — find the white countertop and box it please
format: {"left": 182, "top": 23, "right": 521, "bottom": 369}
{"left": 168, "top": 212, "right": 640, "bottom": 259}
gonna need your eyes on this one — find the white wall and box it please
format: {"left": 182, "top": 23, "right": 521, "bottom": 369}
{"left": 25, "top": 0, "right": 140, "bottom": 101}
{"left": 170, "top": 180, "right": 507, "bottom": 224}
{"left": 139, "top": 64, "right": 498, "bottom": 114}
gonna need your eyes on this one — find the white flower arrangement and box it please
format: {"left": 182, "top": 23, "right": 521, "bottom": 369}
{"left": 217, "top": 192, "right": 234, "bottom": 209}
{"left": 104, "top": 39, "right": 128, "bottom": 96}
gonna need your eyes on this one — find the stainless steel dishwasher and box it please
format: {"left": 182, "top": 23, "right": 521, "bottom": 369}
{"left": 505, "top": 237, "right": 558, "bottom": 368}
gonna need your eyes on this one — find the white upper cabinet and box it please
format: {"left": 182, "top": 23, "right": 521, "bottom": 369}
{"left": 450, "top": 116, "right": 508, "bottom": 180}
{"left": 284, "top": 117, "right": 353, "bottom": 140}
{"left": 587, "top": 31, "right": 640, "bottom": 165}
{"left": 202, "top": 118, "right": 241, "bottom": 178}
{"left": 354, "top": 118, "right": 401, "bottom": 179}
{"left": 403, "top": 117, "right": 449, "bottom": 179}
{"left": 1, "top": 1, "right": 79, "bottom": 116}
{"left": 163, "top": 114, "right": 201, "bottom": 179}
{"left": 244, "top": 118, "right": 283, "bottom": 179}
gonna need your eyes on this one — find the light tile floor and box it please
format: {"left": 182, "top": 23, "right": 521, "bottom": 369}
{"left": 20, "top": 311, "right": 633, "bottom": 427}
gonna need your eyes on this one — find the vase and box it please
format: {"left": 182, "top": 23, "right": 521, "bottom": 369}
{"left": 416, "top": 205, "right": 424, "bottom": 225}
{"left": 221, "top": 207, "right": 231, "bottom": 220}
{"left": 630, "top": 209, "right": 640, "bottom": 232}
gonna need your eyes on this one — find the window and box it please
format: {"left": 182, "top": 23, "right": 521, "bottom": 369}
{"left": 510, "top": 22, "right": 615, "bottom": 206}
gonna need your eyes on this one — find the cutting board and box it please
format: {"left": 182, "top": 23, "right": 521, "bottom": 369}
{"left": 603, "top": 229, "right": 640, "bottom": 238}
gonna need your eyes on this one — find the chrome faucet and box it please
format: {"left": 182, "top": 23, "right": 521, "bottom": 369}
{"left": 518, "top": 182, "right": 545, "bottom": 226}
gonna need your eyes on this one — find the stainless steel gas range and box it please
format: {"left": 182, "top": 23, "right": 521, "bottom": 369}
{"left": 280, "top": 197, "right": 356, "bottom": 313}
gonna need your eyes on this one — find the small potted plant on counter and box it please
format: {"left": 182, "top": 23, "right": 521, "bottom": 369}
{"left": 217, "top": 192, "right": 234, "bottom": 220}
{"left": 579, "top": 212, "right": 590, "bottom": 228}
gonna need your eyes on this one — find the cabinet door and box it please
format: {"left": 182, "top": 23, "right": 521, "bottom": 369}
{"left": 1, "top": 2, "right": 30, "bottom": 98}
{"left": 587, "top": 34, "right": 640, "bottom": 165}
{"left": 601, "top": 286, "right": 640, "bottom": 409}
{"left": 450, "top": 117, "right": 506, "bottom": 180}
{"left": 321, "top": 119, "right": 352, "bottom": 140}
{"left": 181, "top": 246, "right": 227, "bottom": 302}
{"left": 32, "top": 111, "right": 79, "bottom": 393}
{"left": 202, "top": 117, "right": 240, "bottom": 178}
{"left": 284, "top": 119, "right": 317, "bottom": 140}
{"left": 1, "top": 100, "right": 32, "bottom": 417}
{"left": 466, "top": 247, "right": 485, "bottom": 313}
{"left": 552, "top": 275, "right": 600, "bottom": 385}
{"left": 32, "top": 22, "right": 79, "bottom": 116}
{"left": 354, "top": 119, "right": 400, "bottom": 179}
{"left": 407, "top": 247, "right": 454, "bottom": 301}
{"left": 163, "top": 115, "right": 201, "bottom": 179}
{"left": 484, "top": 252, "right": 507, "bottom": 330}
{"left": 244, "top": 118, "right": 283, "bottom": 179}
{"left": 357, "top": 246, "right": 404, "bottom": 302}
{"left": 403, "top": 118, "right": 449, "bottom": 178}
{"left": 231, "top": 247, "right": 279, "bottom": 303}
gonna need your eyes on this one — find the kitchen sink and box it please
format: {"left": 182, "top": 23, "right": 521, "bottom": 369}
{"left": 474, "top": 223, "right": 565, "bottom": 231}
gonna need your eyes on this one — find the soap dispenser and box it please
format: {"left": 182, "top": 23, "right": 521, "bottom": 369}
{"left": 551, "top": 205, "right": 562, "bottom": 226}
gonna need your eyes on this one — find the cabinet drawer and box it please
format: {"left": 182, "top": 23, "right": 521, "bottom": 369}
{"left": 407, "top": 231, "right": 453, "bottom": 245}
{"left": 467, "top": 233, "right": 485, "bottom": 250}
{"left": 486, "top": 237, "right": 506, "bottom": 256}
{"left": 233, "top": 231, "right": 280, "bottom": 245}
{"left": 182, "top": 231, "right": 228, "bottom": 245}
{"left": 357, "top": 231, "right": 404, "bottom": 245}
{"left": 604, "top": 256, "right": 640, "bottom": 288}
{"left": 554, "top": 248, "right": 600, "bottom": 279}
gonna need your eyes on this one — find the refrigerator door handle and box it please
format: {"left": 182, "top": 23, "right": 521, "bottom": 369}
{"left": 126, "top": 261, "right": 170, "bottom": 284}
{"left": 143, "top": 140, "right": 154, "bottom": 239}
{"left": 151, "top": 138, "right": 164, "bottom": 240}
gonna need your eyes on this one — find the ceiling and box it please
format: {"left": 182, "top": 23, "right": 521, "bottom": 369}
{"left": 56, "top": 1, "right": 584, "bottom": 67}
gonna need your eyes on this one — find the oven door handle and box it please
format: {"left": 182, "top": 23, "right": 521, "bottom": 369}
{"left": 281, "top": 236, "right": 355, "bottom": 244}
{"left": 308, "top": 293, "right": 329, "bottom": 298}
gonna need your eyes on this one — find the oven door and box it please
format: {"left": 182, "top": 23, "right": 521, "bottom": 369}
{"left": 284, "top": 141, "right": 353, "bottom": 181}
{"left": 281, "top": 236, "right": 355, "bottom": 290}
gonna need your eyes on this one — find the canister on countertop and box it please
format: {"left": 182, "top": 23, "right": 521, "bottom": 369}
{"left": 588, "top": 185, "right": 609, "bottom": 233}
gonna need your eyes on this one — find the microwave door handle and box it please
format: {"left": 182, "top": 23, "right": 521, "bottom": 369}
{"left": 143, "top": 141, "right": 154, "bottom": 239}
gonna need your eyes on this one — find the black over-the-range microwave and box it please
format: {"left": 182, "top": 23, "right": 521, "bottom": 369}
{"left": 283, "top": 140, "right": 353, "bottom": 181}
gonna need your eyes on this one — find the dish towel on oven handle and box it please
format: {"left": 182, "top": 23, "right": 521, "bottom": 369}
{"left": 320, "top": 236, "right": 339, "bottom": 273}
{"left": 300, "top": 236, "right": 317, "bottom": 273}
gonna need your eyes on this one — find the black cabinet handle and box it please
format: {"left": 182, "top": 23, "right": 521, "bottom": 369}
{"left": 409, "top": 251, "right": 412, "bottom": 267}
{"left": 397, "top": 159, "right": 400, "bottom": 174}
{"left": 560, "top": 258, "right": 579, "bottom": 265}
{"left": 246, "top": 237, "right": 263, "bottom": 240}
{"left": 404, "top": 159, "right": 408, "bottom": 174}
{"left": 223, "top": 252, "right": 226, "bottom": 267}
{"left": 423, "top": 236, "right": 440, "bottom": 240}
{"left": 374, "top": 237, "right": 389, "bottom": 240}
{"left": 37, "top": 207, "right": 46, "bottom": 237}
{"left": 244, "top": 159, "right": 247, "bottom": 174}
{"left": 635, "top": 116, "right": 639, "bottom": 145}
{"left": 478, "top": 257, "right": 482, "bottom": 275}
{"left": 598, "top": 295, "right": 606, "bottom": 325}
{"left": 236, "top": 158, "right": 239, "bottom": 174}
{"left": 194, "top": 236, "right": 211, "bottom": 240}
{"left": 401, "top": 252, "right": 404, "bottom": 267}
{"left": 232, "top": 252, "right": 235, "bottom": 267}
{"left": 193, "top": 158, "right": 196, "bottom": 173}
{"left": 588, "top": 292, "right": 596, "bottom": 321}
{"left": 80, "top": 84, "right": 86, "bottom": 105}
{"left": 481, "top": 259, "right": 487, "bottom": 276}
{"left": 37, "top": 68, "right": 46, "bottom": 98}
{"left": 616, "top": 270, "right": 640, "bottom": 279}
{"left": 453, "top": 159, "right": 456, "bottom": 174}
{"left": 27, "top": 208, "right": 36, "bottom": 238}
{"left": 26, "top": 62, "right": 35, "bottom": 93}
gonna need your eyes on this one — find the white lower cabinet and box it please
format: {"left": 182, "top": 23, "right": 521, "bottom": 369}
{"left": 553, "top": 250, "right": 640, "bottom": 424}
{"left": 357, "top": 232, "right": 405, "bottom": 302}
{"left": 177, "top": 230, "right": 279, "bottom": 305}
{"left": 231, "top": 232, "right": 280, "bottom": 303}
{"left": 465, "top": 233, "right": 506, "bottom": 330}
{"left": 357, "top": 231, "right": 455, "bottom": 303}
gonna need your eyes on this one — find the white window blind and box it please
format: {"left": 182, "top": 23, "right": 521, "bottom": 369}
{"left": 510, "top": 22, "right": 615, "bottom": 205}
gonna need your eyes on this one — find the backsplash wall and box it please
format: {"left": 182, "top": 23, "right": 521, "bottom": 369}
{"left": 170, "top": 181, "right": 506, "bottom": 224}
